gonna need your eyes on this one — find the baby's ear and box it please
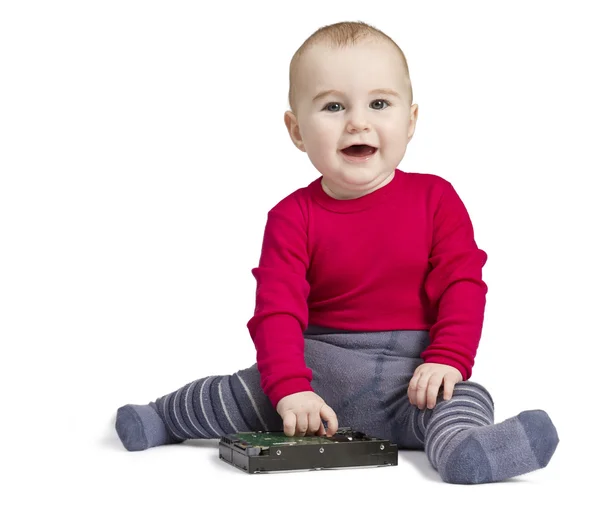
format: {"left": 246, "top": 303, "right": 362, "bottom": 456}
{"left": 284, "top": 111, "right": 306, "bottom": 152}
{"left": 407, "top": 104, "right": 419, "bottom": 143}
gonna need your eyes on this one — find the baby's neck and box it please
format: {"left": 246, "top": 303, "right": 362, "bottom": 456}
{"left": 321, "top": 170, "right": 395, "bottom": 200}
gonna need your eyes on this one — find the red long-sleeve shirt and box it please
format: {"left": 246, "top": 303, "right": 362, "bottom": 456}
{"left": 247, "top": 169, "right": 488, "bottom": 408}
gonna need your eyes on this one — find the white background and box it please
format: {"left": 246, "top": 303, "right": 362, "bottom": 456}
{"left": 1, "top": 0, "right": 598, "bottom": 519}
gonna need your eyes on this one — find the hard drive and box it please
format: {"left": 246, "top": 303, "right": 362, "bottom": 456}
{"left": 219, "top": 428, "right": 398, "bottom": 473}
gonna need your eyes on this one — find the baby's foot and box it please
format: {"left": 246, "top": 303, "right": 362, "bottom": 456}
{"left": 115, "top": 403, "right": 182, "bottom": 451}
{"left": 437, "top": 409, "right": 559, "bottom": 484}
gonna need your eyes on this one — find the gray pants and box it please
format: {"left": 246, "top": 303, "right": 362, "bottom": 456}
{"left": 121, "top": 327, "right": 561, "bottom": 484}
{"left": 155, "top": 326, "right": 491, "bottom": 449}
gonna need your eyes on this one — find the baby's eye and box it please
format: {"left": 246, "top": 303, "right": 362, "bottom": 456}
{"left": 324, "top": 102, "right": 344, "bottom": 112}
{"left": 370, "top": 99, "right": 390, "bottom": 110}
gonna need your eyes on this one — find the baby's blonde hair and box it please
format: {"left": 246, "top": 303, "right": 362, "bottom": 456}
{"left": 288, "top": 21, "right": 413, "bottom": 112}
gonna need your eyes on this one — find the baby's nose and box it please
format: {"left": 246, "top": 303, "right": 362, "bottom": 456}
{"left": 346, "top": 112, "right": 371, "bottom": 133}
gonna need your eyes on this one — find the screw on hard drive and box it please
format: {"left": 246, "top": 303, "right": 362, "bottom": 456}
{"left": 380, "top": 444, "right": 385, "bottom": 450}
{"left": 319, "top": 448, "right": 324, "bottom": 453}
{"left": 276, "top": 450, "right": 281, "bottom": 455}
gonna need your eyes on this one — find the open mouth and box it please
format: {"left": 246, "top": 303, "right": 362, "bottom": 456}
{"left": 341, "top": 144, "right": 378, "bottom": 157}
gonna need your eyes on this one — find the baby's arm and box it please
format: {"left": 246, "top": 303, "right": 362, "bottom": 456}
{"left": 247, "top": 198, "right": 338, "bottom": 435}
{"left": 418, "top": 180, "right": 488, "bottom": 406}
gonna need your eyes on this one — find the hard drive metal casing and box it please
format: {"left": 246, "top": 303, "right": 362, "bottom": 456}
{"left": 219, "top": 428, "right": 398, "bottom": 473}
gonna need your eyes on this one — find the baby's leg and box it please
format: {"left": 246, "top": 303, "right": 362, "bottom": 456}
{"left": 308, "top": 329, "right": 560, "bottom": 484}
{"left": 116, "top": 328, "right": 426, "bottom": 451}
{"left": 406, "top": 381, "right": 559, "bottom": 484}
{"left": 115, "top": 365, "right": 282, "bottom": 451}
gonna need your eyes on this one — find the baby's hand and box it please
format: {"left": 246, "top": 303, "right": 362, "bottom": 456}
{"left": 276, "top": 391, "right": 339, "bottom": 438}
{"left": 408, "top": 363, "right": 463, "bottom": 410}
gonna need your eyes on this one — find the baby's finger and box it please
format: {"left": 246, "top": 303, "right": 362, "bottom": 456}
{"left": 282, "top": 411, "right": 296, "bottom": 437}
{"left": 308, "top": 411, "right": 322, "bottom": 435}
{"left": 320, "top": 404, "right": 338, "bottom": 437}
{"left": 443, "top": 377, "right": 457, "bottom": 400}
{"left": 426, "top": 376, "right": 442, "bottom": 409}
{"left": 316, "top": 421, "right": 327, "bottom": 437}
{"left": 407, "top": 374, "right": 420, "bottom": 406}
{"left": 416, "top": 374, "right": 430, "bottom": 409}
{"left": 295, "top": 413, "right": 308, "bottom": 437}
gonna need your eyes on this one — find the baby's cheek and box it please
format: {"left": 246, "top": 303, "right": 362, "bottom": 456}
{"left": 304, "top": 131, "right": 332, "bottom": 156}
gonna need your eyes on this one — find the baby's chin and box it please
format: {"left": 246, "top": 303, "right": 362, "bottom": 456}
{"left": 319, "top": 168, "right": 396, "bottom": 197}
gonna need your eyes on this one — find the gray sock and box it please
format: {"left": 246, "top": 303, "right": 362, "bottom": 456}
{"left": 421, "top": 382, "right": 559, "bottom": 484}
{"left": 115, "top": 403, "right": 181, "bottom": 451}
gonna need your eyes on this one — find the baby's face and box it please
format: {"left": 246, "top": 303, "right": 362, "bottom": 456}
{"left": 286, "top": 39, "right": 418, "bottom": 198}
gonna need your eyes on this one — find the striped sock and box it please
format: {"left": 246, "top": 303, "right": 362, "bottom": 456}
{"left": 115, "top": 370, "right": 282, "bottom": 451}
{"left": 415, "top": 382, "right": 559, "bottom": 484}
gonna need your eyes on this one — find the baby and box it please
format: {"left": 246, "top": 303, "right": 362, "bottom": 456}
{"left": 115, "top": 21, "right": 559, "bottom": 484}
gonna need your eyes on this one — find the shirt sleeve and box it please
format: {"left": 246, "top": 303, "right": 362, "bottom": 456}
{"left": 246, "top": 198, "right": 313, "bottom": 408}
{"left": 422, "top": 180, "right": 488, "bottom": 380}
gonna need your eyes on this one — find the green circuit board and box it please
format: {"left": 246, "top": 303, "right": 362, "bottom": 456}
{"left": 234, "top": 432, "right": 340, "bottom": 447}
